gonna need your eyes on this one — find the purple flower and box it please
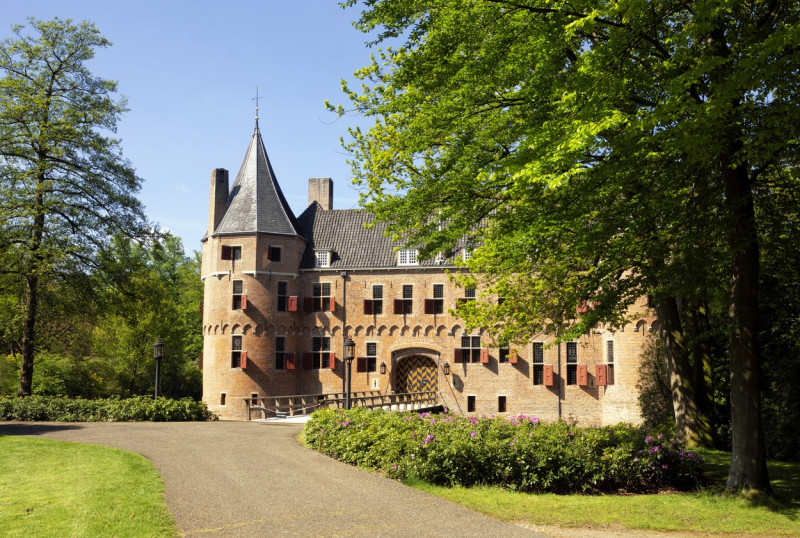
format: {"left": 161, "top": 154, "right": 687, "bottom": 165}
{"left": 392, "top": 464, "right": 398, "bottom": 470}
{"left": 662, "top": 464, "right": 669, "bottom": 469}
{"left": 470, "top": 431, "right": 477, "bottom": 437}
{"left": 633, "top": 457, "right": 639, "bottom": 462}
{"left": 430, "top": 418, "right": 437, "bottom": 424}
{"left": 343, "top": 422, "right": 349, "bottom": 427}
{"left": 657, "top": 433, "right": 664, "bottom": 440}
{"left": 645, "top": 435, "right": 654, "bottom": 443}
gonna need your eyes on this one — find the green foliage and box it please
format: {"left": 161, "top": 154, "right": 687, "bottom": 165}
{"left": 636, "top": 340, "right": 675, "bottom": 431}
{"left": 305, "top": 409, "right": 704, "bottom": 493}
{"left": 0, "top": 395, "right": 215, "bottom": 422}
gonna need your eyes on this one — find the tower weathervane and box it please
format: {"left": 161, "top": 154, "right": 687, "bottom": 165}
{"left": 252, "top": 85, "right": 261, "bottom": 126}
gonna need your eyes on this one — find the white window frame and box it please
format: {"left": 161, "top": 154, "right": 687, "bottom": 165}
{"left": 398, "top": 248, "right": 418, "bottom": 266}
{"left": 315, "top": 250, "right": 330, "bottom": 268}
{"left": 462, "top": 248, "right": 472, "bottom": 261}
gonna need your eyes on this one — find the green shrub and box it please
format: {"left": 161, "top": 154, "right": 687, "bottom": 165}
{"left": 304, "top": 409, "right": 705, "bottom": 494}
{"left": 0, "top": 395, "right": 216, "bottom": 422}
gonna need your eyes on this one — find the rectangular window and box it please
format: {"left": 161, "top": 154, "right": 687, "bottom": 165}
{"left": 312, "top": 336, "right": 330, "bottom": 369}
{"left": 464, "top": 287, "right": 476, "bottom": 299}
{"left": 498, "top": 395, "right": 506, "bottom": 413}
{"left": 606, "top": 340, "right": 615, "bottom": 385}
{"left": 398, "top": 248, "right": 418, "bottom": 266}
{"left": 313, "top": 282, "right": 332, "bottom": 312}
{"left": 396, "top": 284, "right": 413, "bottom": 314}
{"left": 463, "top": 248, "right": 472, "bottom": 261}
{"left": 366, "top": 342, "right": 377, "bottom": 372}
{"left": 220, "top": 393, "right": 226, "bottom": 406}
{"left": 232, "top": 280, "right": 246, "bottom": 310}
{"left": 499, "top": 341, "right": 509, "bottom": 363}
{"left": 467, "top": 395, "right": 476, "bottom": 413}
{"left": 221, "top": 246, "right": 242, "bottom": 261}
{"left": 566, "top": 342, "right": 578, "bottom": 385}
{"left": 461, "top": 335, "right": 482, "bottom": 363}
{"left": 277, "top": 281, "right": 288, "bottom": 312}
{"left": 275, "top": 336, "right": 286, "bottom": 370}
{"left": 533, "top": 342, "right": 545, "bottom": 385}
{"left": 231, "top": 335, "right": 243, "bottom": 368}
{"left": 268, "top": 246, "right": 281, "bottom": 262}
{"left": 315, "top": 251, "right": 330, "bottom": 268}
{"left": 372, "top": 285, "right": 383, "bottom": 314}
{"left": 426, "top": 283, "right": 444, "bottom": 314}
{"left": 251, "top": 393, "right": 258, "bottom": 406}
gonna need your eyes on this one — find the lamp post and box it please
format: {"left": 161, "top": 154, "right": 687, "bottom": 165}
{"left": 344, "top": 337, "right": 355, "bottom": 409}
{"left": 153, "top": 338, "right": 164, "bottom": 399}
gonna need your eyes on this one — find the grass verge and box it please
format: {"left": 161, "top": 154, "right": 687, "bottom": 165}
{"left": 407, "top": 449, "right": 800, "bottom": 535}
{"left": 0, "top": 436, "right": 176, "bottom": 537}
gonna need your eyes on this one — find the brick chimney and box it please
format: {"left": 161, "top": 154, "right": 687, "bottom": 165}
{"left": 308, "top": 177, "right": 333, "bottom": 210}
{"left": 208, "top": 168, "right": 229, "bottom": 235}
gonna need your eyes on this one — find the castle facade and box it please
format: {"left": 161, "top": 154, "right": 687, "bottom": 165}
{"left": 201, "top": 125, "right": 655, "bottom": 421}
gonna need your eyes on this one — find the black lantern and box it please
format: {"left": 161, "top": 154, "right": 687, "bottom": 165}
{"left": 153, "top": 338, "right": 164, "bottom": 399}
{"left": 443, "top": 361, "right": 450, "bottom": 376}
{"left": 380, "top": 361, "right": 386, "bottom": 375}
{"left": 344, "top": 337, "right": 355, "bottom": 409}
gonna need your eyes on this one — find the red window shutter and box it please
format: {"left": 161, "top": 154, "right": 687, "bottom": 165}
{"left": 303, "top": 297, "right": 313, "bottom": 313}
{"left": 240, "top": 351, "right": 248, "bottom": 369}
{"left": 424, "top": 299, "right": 434, "bottom": 314}
{"left": 285, "top": 352, "right": 295, "bottom": 370}
{"left": 393, "top": 299, "right": 403, "bottom": 314}
{"left": 241, "top": 294, "right": 248, "bottom": 310}
{"left": 303, "top": 352, "right": 313, "bottom": 370}
{"left": 509, "top": 349, "right": 518, "bottom": 364}
{"left": 595, "top": 364, "right": 607, "bottom": 386}
{"left": 363, "top": 299, "right": 373, "bottom": 315}
{"left": 454, "top": 349, "right": 463, "bottom": 364}
{"left": 329, "top": 297, "right": 336, "bottom": 312}
{"left": 480, "top": 348, "right": 490, "bottom": 364}
{"left": 288, "top": 296, "right": 298, "bottom": 312}
{"left": 543, "top": 365, "right": 554, "bottom": 386}
{"left": 356, "top": 357, "right": 367, "bottom": 373}
{"left": 577, "top": 364, "right": 588, "bottom": 386}
{"left": 221, "top": 245, "right": 232, "bottom": 260}
{"left": 328, "top": 353, "right": 336, "bottom": 369}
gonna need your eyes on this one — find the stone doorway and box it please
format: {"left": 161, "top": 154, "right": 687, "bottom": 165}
{"left": 395, "top": 355, "right": 438, "bottom": 394}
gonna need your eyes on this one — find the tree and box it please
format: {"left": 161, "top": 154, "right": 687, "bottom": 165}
{"left": 0, "top": 18, "right": 146, "bottom": 396}
{"left": 337, "top": 0, "right": 800, "bottom": 492}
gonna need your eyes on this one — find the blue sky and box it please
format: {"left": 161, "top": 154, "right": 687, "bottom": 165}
{"left": 2, "top": 1, "right": 377, "bottom": 252}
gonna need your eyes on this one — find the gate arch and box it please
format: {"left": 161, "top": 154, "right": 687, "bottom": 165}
{"left": 395, "top": 355, "right": 437, "bottom": 394}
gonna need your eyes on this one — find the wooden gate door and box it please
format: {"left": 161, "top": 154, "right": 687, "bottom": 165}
{"left": 395, "top": 355, "right": 437, "bottom": 393}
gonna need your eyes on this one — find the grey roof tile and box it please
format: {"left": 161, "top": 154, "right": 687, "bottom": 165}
{"left": 297, "top": 203, "right": 459, "bottom": 269}
{"left": 214, "top": 125, "right": 302, "bottom": 237}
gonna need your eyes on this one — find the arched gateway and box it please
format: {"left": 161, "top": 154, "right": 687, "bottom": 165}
{"left": 395, "top": 355, "right": 438, "bottom": 394}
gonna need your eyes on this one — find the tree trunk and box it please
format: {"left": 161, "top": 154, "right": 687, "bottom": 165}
{"left": 655, "top": 296, "right": 697, "bottom": 444}
{"left": 724, "top": 158, "right": 770, "bottom": 493}
{"left": 17, "top": 274, "right": 38, "bottom": 396}
{"left": 689, "top": 301, "right": 714, "bottom": 448}
{"left": 17, "top": 166, "right": 46, "bottom": 397}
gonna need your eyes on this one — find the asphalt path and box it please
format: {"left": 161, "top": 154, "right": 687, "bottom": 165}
{"left": 0, "top": 421, "right": 540, "bottom": 537}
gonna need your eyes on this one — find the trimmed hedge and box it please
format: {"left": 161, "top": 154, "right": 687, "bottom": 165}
{"left": 304, "top": 408, "right": 705, "bottom": 494}
{"left": 0, "top": 395, "right": 216, "bottom": 422}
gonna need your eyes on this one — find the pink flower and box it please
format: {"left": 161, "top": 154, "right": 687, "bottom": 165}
{"left": 470, "top": 431, "right": 477, "bottom": 437}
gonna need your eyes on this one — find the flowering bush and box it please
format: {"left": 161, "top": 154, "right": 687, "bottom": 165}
{"left": 304, "top": 408, "right": 704, "bottom": 493}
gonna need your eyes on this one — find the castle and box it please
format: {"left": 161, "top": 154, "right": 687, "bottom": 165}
{"left": 201, "top": 123, "right": 655, "bottom": 421}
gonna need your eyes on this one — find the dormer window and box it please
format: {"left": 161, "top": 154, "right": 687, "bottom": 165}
{"left": 462, "top": 248, "right": 472, "bottom": 261}
{"left": 315, "top": 250, "right": 330, "bottom": 268}
{"left": 398, "top": 249, "right": 418, "bottom": 266}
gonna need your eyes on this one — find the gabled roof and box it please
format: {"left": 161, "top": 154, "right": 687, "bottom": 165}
{"left": 297, "top": 203, "right": 461, "bottom": 269}
{"left": 214, "top": 124, "right": 302, "bottom": 237}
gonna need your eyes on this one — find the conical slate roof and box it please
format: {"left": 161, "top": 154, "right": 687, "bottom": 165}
{"left": 214, "top": 124, "right": 302, "bottom": 236}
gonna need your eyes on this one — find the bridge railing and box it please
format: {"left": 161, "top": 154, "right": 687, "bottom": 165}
{"left": 245, "top": 390, "right": 439, "bottom": 420}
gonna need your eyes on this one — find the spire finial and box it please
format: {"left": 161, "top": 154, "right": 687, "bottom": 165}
{"left": 252, "top": 84, "right": 261, "bottom": 127}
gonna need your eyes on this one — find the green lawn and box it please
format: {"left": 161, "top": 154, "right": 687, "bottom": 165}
{"left": 0, "top": 436, "right": 176, "bottom": 537}
{"left": 409, "top": 449, "right": 800, "bottom": 535}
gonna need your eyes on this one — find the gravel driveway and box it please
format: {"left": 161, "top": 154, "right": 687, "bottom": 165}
{"left": 0, "top": 421, "right": 539, "bottom": 537}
